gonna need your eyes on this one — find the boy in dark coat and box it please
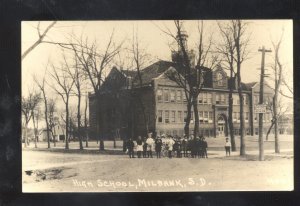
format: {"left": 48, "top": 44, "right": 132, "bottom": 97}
{"left": 202, "top": 137, "right": 208, "bottom": 158}
{"left": 155, "top": 137, "right": 162, "bottom": 158}
{"left": 143, "top": 138, "right": 147, "bottom": 158}
{"left": 182, "top": 137, "right": 188, "bottom": 157}
{"left": 126, "top": 138, "right": 135, "bottom": 158}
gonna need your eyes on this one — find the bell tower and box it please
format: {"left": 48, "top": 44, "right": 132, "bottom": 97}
{"left": 171, "top": 30, "right": 195, "bottom": 67}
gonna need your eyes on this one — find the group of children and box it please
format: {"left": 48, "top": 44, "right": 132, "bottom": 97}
{"left": 125, "top": 133, "right": 209, "bottom": 159}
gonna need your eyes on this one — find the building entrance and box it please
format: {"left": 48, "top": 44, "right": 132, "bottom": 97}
{"left": 217, "top": 115, "right": 226, "bottom": 137}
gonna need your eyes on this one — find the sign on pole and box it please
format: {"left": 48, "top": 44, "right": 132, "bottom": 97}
{"left": 254, "top": 104, "right": 266, "bottom": 113}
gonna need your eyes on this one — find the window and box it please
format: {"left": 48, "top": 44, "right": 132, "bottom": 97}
{"left": 207, "top": 93, "right": 212, "bottom": 104}
{"left": 203, "top": 93, "right": 208, "bottom": 104}
{"left": 184, "top": 111, "right": 187, "bottom": 122}
{"left": 221, "top": 94, "right": 225, "bottom": 104}
{"left": 254, "top": 95, "right": 259, "bottom": 104}
{"left": 176, "top": 90, "right": 182, "bottom": 102}
{"left": 209, "top": 112, "right": 213, "bottom": 123}
{"left": 198, "top": 93, "right": 203, "bottom": 104}
{"left": 244, "top": 95, "right": 249, "bottom": 105}
{"left": 217, "top": 72, "right": 223, "bottom": 86}
{"left": 233, "top": 112, "right": 237, "bottom": 122}
{"left": 233, "top": 94, "right": 238, "bottom": 105}
{"left": 204, "top": 111, "right": 208, "bottom": 123}
{"left": 245, "top": 112, "right": 249, "bottom": 122}
{"left": 164, "top": 89, "right": 169, "bottom": 102}
{"left": 237, "top": 112, "right": 240, "bottom": 121}
{"left": 254, "top": 113, "right": 258, "bottom": 122}
{"left": 170, "top": 90, "right": 175, "bottom": 102}
{"left": 216, "top": 94, "right": 220, "bottom": 104}
{"left": 178, "top": 111, "right": 182, "bottom": 122}
{"left": 157, "top": 89, "right": 163, "bottom": 102}
{"left": 171, "top": 111, "right": 176, "bottom": 123}
{"left": 199, "top": 111, "right": 203, "bottom": 122}
{"left": 255, "top": 128, "right": 258, "bottom": 135}
{"left": 165, "top": 111, "right": 169, "bottom": 123}
{"left": 158, "top": 110, "right": 163, "bottom": 123}
{"left": 191, "top": 112, "right": 194, "bottom": 120}
{"left": 183, "top": 93, "right": 187, "bottom": 102}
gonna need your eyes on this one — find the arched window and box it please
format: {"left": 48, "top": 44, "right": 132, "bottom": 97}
{"left": 217, "top": 72, "right": 223, "bottom": 86}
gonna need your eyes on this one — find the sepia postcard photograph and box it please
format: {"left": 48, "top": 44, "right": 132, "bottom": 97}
{"left": 21, "top": 20, "right": 293, "bottom": 192}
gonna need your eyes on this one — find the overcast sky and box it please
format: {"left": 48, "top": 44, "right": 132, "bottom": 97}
{"left": 21, "top": 20, "right": 293, "bottom": 125}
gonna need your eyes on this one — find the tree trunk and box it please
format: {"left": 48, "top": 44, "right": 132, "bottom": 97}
{"left": 266, "top": 120, "right": 275, "bottom": 141}
{"left": 274, "top": 96, "right": 280, "bottom": 153}
{"left": 192, "top": 95, "right": 200, "bottom": 138}
{"left": 77, "top": 93, "right": 83, "bottom": 150}
{"left": 85, "top": 130, "right": 89, "bottom": 147}
{"left": 65, "top": 100, "right": 69, "bottom": 150}
{"left": 96, "top": 94, "right": 105, "bottom": 151}
{"left": 238, "top": 90, "right": 246, "bottom": 156}
{"left": 32, "top": 113, "right": 37, "bottom": 148}
{"left": 53, "top": 124, "right": 56, "bottom": 147}
{"left": 84, "top": 95, "right": 89, "bottom": 148}
{"left": 113, "top": 137, "right": 117, "bottom": 148}
{"left": 43, "top": 93, "right": 50, "bottom": 149}
{"left": 24, "top": 123, "right": 28, "bottom": 148}
{"left": 184, "top": 102, "right": 192, "bottom": 138}
{"left": 228, "top": 89, "right": 236, "bottom": 151}
{"left": 136, "top": 92, "right": 149, "bottom": 135}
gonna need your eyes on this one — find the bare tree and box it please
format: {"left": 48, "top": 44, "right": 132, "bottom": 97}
{"left": 34, "top": 70, "right": 51, "bottom": 148}
{"left": 21, "top": 91, "right": 41, "bottom": 147}
{"left": 160, "top": 21, "right": 194, "bottom": 138}
{"left": 47, "top": 98, "right": 57, "bottom": 146}
{"left": 49, "top": 59, "right": 75, "bottom": 149}
{"left": 22, "top": 21, "right": 57, "bottom": 60}
{"left": 130, "top": 29, "right": 151, "bottom": 136}
{"left": 217, "top": 21, "right": 237, "bottom": 151}
{"left": 191, "top": 21, "right": 218, "bottom": 137}
{"left": 70, "top": 32, "right": 123, "bottom": 151}
{"left": 265, "top": 97, "right": 288, "bottom": 141}
{"left": 231, "top": 20, "right": 251, "bottom": 156}
{"left": 31, "top": 106, "right": 41, "bottom": 148}
{"left": 65, "top": 55, "right": 85, "bottom": 150}
{"left": 271, "top": 32, "right": 284, "bottom": 153}
{"left": 84, "top": 93, "right": 89, "bottom": 147}
{"left": 280, "top": 79, "right": 293, "bottom": 99}
{"left": 161, "top": 20, "right": 217, "bottom": 138}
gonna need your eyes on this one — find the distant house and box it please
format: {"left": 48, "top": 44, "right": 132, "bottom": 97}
{"left": 278, "top": 114, "right": 293, "bottom": 135}
{"left": 39, "top": 123, "right": 65, "bottom": 142}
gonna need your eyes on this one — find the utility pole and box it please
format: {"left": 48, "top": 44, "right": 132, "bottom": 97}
{"left": 258, "top": 46, "right": 272, "bottom": 161}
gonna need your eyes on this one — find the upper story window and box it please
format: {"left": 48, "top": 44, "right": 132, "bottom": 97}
{"left": 157, "top": 89, "right": 163, "bottom": 102}
{"left": 207, "top": 93, "right": 212, "bottom": 104}
{"left": 245, "top": 112, "right": 249, "bottom": 121}
{"left": 217, "top": 72, "right": 223, "bottom": 86}
{"left": 216, "top": 93, "right": 226, "bottom": 105}
{"left": 171, "top": 111, "right": 176, "bottom": 123}
{"left": 243, "top": 94, "right": 249, "bottom": 105}
{"left": 164, "top": 89, "right": 169, "bottom": 102}
{"left": 170, "top": 90, "right": 176, "bottom": 102}
{"left": 198, "top": 92, "right": 212, "bottom": 104}
{"left": 165, "top": 111, "right": 169, "bottom": 123}
{"left": 178, "top": 111, "right": 182, "bottom": 122}
{"left": 158, "top": 110, "right": 163, "bottom": 123}
{"left": 254, "top": 95, "right": 259, "bottom": 105}
{"left": 176, "top": 90, "right": 182, "bottom": 102}
{"left": 183, "top": 92, "right": 187, "bottom": 102}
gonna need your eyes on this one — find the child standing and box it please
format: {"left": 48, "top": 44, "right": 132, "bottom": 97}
{"left": 225, "top": 138, "right": 231, "bottom": 156}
